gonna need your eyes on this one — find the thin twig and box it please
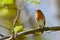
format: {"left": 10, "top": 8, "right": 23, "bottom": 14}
{"left": 12, "top": 9, "right": 20, "bottom": 40}
{"left": 0, "top": 36, "right": 10, "bottom": 40}
{"left": 0, "top": 25, "right": 11, "bottom": 30}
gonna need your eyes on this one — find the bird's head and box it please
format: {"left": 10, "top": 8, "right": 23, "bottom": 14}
{"left": 36, "top": 10, "right": 44, "bottom": 20}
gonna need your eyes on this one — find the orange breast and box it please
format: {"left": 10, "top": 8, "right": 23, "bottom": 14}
{"left": 36, "top": 12, "right": 44, "bottom": 20}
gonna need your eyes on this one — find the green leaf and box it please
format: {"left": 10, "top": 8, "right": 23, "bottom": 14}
{"left": 31, "top": 1, "right": 40, "bottom": 4}
{"left": 2, "top": 0, "right": 14, "bottom": 5}
{"left": 0, "top": 8, "right": 17, "bottom": 17}
{"left": 25, "top": 0, "right": 40, "bottom": 5}
{"left": 14, "top": 25, "right": 23, "bottom": 33}
{"left": 0, "top": 1, "right": 4, "bottom": 6}
{"left": 0, "top": 8, "right": 8, "bottom": 17}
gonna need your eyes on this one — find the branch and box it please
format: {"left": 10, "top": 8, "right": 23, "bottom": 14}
{"left": 0, "top": 36, "right": 10, "bottom": 40}
{"left": 16, "top": 26, "right": 60, "bottom": 37}
{"left": 1, "top": 26, "right": 60, "bottom": 40}
{"left": 0, "top": 9, "right": 20, "bottom": 40}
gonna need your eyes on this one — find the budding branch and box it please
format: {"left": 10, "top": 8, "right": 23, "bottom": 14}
{"left": 0, "top": 26, "right": 60, "bottom": 40}
{"left": 16, "top": 26, "right": 60, "bottom": 37}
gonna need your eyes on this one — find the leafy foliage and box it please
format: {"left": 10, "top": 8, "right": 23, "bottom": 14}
{"left": 25, "top": 0, "right": 40, "bottom": 5}
{"left": 0, "top": 0, "right": 17, "bottom": 17}
{"left": 2, "top": 0, "right": 14, "bottom": 5}
{"left": 0, "top": 8, "right": 8, "bottom": 17}
{"left": 14, "top": 25, "right": 23, "bottom": 33}
{"left": 0, "top": 0, "right": 4, "bottom": 6}
{"left": 0, "top": 0, "right": 14, "bottom": 5}
{"left": 0, "top": 0, "right": 16, "bottom": 8}
{"left": 0, "top": 8, "right": 17, "bottom": 17}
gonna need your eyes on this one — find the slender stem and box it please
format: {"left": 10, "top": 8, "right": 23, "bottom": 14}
{"left": 0, "top": 36, "right": 10, "bottom": 40}
{"left": 12, "top": 9, "right": 20, "bottom": 40}
{"left": 0, "top": 25, "right": 11, "bottom": 30}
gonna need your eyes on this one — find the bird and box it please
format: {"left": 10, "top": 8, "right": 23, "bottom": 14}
{"left": 35, "top": 10, "right": 45, "bottom": 33}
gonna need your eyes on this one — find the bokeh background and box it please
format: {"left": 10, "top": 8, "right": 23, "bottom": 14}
{"left": 0, "top": 0, "right": 60, "bottom": 40}
{"left": 24, "top": 0, "right": 60, "bottom": 40}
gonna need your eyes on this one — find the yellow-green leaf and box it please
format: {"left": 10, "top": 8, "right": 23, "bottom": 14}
{"left": 25, "top": 0, "right": 40, "bottom": 5}
{"left": 31, "top": 1, "right": 40, "bottom": 4}
{"left": 0, "top": 8, "right": 8, "bottom": 17}
{"left": 14, "top": 25, "right": 23, "bottom": 33}
{"left": 0, "top": 1, "right": 4, "bottom": 6}
{"left": 2, "top": 0, "right": 14, "bottom": 5}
